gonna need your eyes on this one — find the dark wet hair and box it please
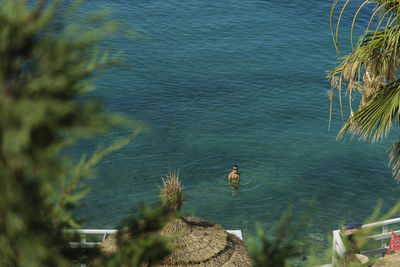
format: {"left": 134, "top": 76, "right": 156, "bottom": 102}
{"left": 233, "top": 165, "right": 238, "bottom": 169}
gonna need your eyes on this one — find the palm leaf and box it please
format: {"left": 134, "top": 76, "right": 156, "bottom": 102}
{"left": 338, "top": 79, "right": 400, "bottom": 142}
{"left": 389, "top": 138, "right": 400, "bottom": 180}
{"left": 351, "top": 0, "right": 370, "bottom": 50}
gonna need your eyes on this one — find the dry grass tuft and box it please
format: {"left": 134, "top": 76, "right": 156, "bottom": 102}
{"left": 160, "top": 170, "right": 184, "bottom": 211}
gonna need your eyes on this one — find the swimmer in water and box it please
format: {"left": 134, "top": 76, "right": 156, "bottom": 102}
{"left": 228, "top": 165, "right": 240, "bottom": 189}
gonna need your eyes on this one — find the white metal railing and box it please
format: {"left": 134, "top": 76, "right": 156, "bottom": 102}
{"left": 64, "top": 229, "right": 117, "bottom": 248}
{"left": 331, "top": 217, "right": 400, "bottom": 266}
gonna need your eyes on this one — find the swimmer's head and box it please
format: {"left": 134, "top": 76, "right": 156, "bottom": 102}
{"left": 232, "top": 165, "right": 239, "bottom": 173}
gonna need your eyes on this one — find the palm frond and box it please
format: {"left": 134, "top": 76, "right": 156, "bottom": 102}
{"left": 336, "top": 0, "right": 352, "bottom": 53}
{"left": 338, "top": 79, "right": 400, "bottom": 142}
{"left": 331, "top": 0, "right": 340, "bottom": 53}
{"left": 329, "top": 23, "right": 400, "bottom": 114}
{"left": 366, "top": 1, "right": 399, "bottom": 34}
{"left": 389, "top": 138, "right": 400, "bottom": 180}
{"left": 351, "top": 0, "right": 370, "bottom": 50}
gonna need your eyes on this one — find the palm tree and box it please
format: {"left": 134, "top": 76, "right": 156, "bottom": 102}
{"left": 329, "top": 0, "right": 400, "bottom": 180}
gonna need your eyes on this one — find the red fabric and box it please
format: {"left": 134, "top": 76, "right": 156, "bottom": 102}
{"left": 387, "top": 231, "right": 400, "bottom": 255}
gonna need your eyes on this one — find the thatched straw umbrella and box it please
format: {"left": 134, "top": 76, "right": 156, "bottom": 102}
{"left": 373, "top": 252, "right": 400, "bottom": 267}
{"left": 100, "top": 171, "right": 252, "bottom": 266}
{"left": 99, "top": 229, "right": 130, "bottom": 257}
{"left": 159, "top": 216, "right": 251, "bottom": 266}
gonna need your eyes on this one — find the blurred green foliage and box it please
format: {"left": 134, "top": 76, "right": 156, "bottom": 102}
{"left": 248, "top": 205, "right": 311, "bottom": 267}
{"left": 0, "top": 0, "right": 171, "bottom": 265}
{"left": 97, "top": 204, "right": 176, "bottom": 267}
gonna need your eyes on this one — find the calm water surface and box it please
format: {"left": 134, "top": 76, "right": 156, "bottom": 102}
{"left": 71, "top": 0, "right": 400, "bottom": 253}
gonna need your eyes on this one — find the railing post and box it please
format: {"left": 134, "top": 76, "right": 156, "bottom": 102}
{"left": 80, "top": 234, "right": 86, "bottom": 243}
{"left": 332, "top": 230, "right": 346, "bottom": 266}
{"left": 332, "top": 231, "right": 336, "bottom": 266}
{"left": 381, "top": 225, "right": 388, "bottom": 257}
{"left": 80, "top": 234, "right": 87, "bottom": 267}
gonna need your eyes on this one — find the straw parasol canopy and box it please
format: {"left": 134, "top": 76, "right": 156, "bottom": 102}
{"left": 99, "top": 228, "right": 130, "bottom": 257}
{"left": 159, "top": 216, "right": 251, "bottom": 266}
{"left": 99, "top": 216, "right": 251, "bottom": 266}
{"left": 373, "top": 252, "right": 400, "bottom": 267}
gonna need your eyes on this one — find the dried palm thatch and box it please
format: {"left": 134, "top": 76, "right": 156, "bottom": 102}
{"left": 160, "top": 170, "right": 185, "bottom": 211}
{"left": 160, "top": 217, "right": 251, "bottom": 266}
{"left": 373, "top": 252, "right": 400, "bottom": 266}
{"left": 98, "top": 227, "right": 131, "bottom": 256}
{"left": 100, "top": 217, "right": 251, "bottom": 266}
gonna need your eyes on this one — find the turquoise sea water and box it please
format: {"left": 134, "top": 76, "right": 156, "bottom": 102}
{"left": 72, "top": 0, "right": 400, "bottom": 253}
